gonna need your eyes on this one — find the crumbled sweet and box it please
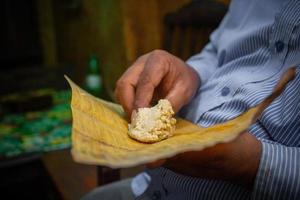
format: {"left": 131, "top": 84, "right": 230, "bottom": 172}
{"left": 128, "top": 99, "right": 176, "bottom": 143}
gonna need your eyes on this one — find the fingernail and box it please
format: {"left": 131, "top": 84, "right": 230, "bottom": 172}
{"left": 134, "top": 101, "right": 142, "bottom": 109}
{"left": 134, "top": 99, "right": 150, "bottom": 110}
{"left": 131, "top": 110, "right": 137, "bottom": 121}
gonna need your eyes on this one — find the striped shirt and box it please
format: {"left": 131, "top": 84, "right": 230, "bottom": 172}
{"left": 132, "top": 0, "right": 300, "bottom": 199}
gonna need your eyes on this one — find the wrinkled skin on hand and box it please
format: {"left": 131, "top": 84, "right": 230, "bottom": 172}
{"left": 115, "top": 50, "right": 262, "bottom": 189}
{"left": 114, "top": 49, "right": 200, "bottom": 118}
{"left": 147, "top": 131, "right": 262, "bottom": 189}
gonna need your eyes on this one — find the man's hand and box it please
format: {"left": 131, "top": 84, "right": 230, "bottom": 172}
{"left": 148, "top": 131, "right": 262, "bottom": 189}
{"left": 115, "top": 50, "right": 200, "bottom": 118}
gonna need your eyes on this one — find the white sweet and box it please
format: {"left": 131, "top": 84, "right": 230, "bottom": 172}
{"left": 128, "top": 99, "right": 176, "bottom": 143}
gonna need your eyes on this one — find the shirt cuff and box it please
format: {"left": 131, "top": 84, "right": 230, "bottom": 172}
{"left": 251, "top": 139, "right": 300, "bottom": 199}
{"left": 186, "top": 59, "right": 215, "bottom": 86}
{"left": 186, "top": 43, "right": 218, "bottom": 86}
{"left": 131, "top": 172, "right": 151, "bottom": 197}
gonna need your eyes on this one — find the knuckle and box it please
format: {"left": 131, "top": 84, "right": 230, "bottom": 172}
{"left": 114, "top": 86, "right": 120, "bottom": 97}
{"left": 150, "top": 49, "right": 168, "bottom": 61}
{"left": 115, "top": 78, "right": 127, "bottom": 98}
{"left": 116, "top": 78, "right": 127, "bottom": 88}
{"left": 114, "top": 89, "right": 121, "bottom": 102}
{"left": 134, "top": 99, "right": 143, "bottom": 108}
{"left": 151, "top": 49, "right": 167, "bottom": 56}
{"left": 182, "top": 86, "right": 190, "bottom": 95}
{"left": 140, "top": 73, "right": 151, "bottom": 84}
{"left": 136, "top": 53, "right": 148, "bottom": 62}
{"left": 149, "top": 49, "right": 171, "bottom": 71}
{"left": 138, "top": 74, "right": 154, "bottom": 89}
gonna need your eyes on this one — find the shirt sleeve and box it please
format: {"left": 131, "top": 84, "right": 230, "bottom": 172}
{"left": 186, "top": 42, "right": 219, "bottom": 85}
{"left": 186, "top": 11, "right": 230, "bottom": 85}
{"left": 251, "top": 139, "right": 300, "bottom": 199}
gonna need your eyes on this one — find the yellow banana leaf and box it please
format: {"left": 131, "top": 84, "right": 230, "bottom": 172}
{"left": 65, "top": 68, "right": 294, "bottom": 168}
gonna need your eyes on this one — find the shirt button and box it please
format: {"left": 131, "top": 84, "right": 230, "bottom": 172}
{"left": 275, "top": 41, "right": 284, "bottom": 53}
{"left": 221, "top": 87, "right": 230, "bottom": 96}
{"left": 151, "top": 191, "right": 161, "bottom": 200}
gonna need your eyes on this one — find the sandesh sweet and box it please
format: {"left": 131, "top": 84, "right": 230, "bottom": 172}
{"left": 128, "top": 99, "right": 176, "bottom": 143}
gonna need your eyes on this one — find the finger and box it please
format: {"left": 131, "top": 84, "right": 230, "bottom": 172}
{"left": 165, "top": 67, "right": 200, "bottom": 113}
{"left": 131, "top": 109, "right": 137, "bottom": 122}
{"left": 115, "top": 82, "right": 136, "bottom": 117}
{"left": 115, "top": 54, "right": 150, "bottom": 117}
{"left": 165, "top": 82, "right": 189, "bottom": 113}
{"left": 134, "top": 58, "right": 169, "bottom": 109}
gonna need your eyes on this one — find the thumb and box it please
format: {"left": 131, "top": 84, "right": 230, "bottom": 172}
{"left": 165, "top": 84, "right": 188, "bottom": 113}
{"left": 134, "top": 71, "right": 166, "bottom": 109}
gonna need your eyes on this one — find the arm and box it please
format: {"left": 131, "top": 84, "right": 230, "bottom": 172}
{"left": 252, "top": 139, "right": 300, "bottom": 199}
{"left": 147, "top": 69, "right": 297, "bottom": 190}
{"left": 147, "top": 131, "right": 262, "bottom": 188}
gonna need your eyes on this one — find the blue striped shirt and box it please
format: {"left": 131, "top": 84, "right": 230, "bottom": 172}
{"left": 132, "top": 0, "right": 300, "bottom": 199}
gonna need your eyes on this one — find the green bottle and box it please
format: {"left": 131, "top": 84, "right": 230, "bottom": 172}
{"left": 85, "top": 55, "right": 102, "bottom": 97}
